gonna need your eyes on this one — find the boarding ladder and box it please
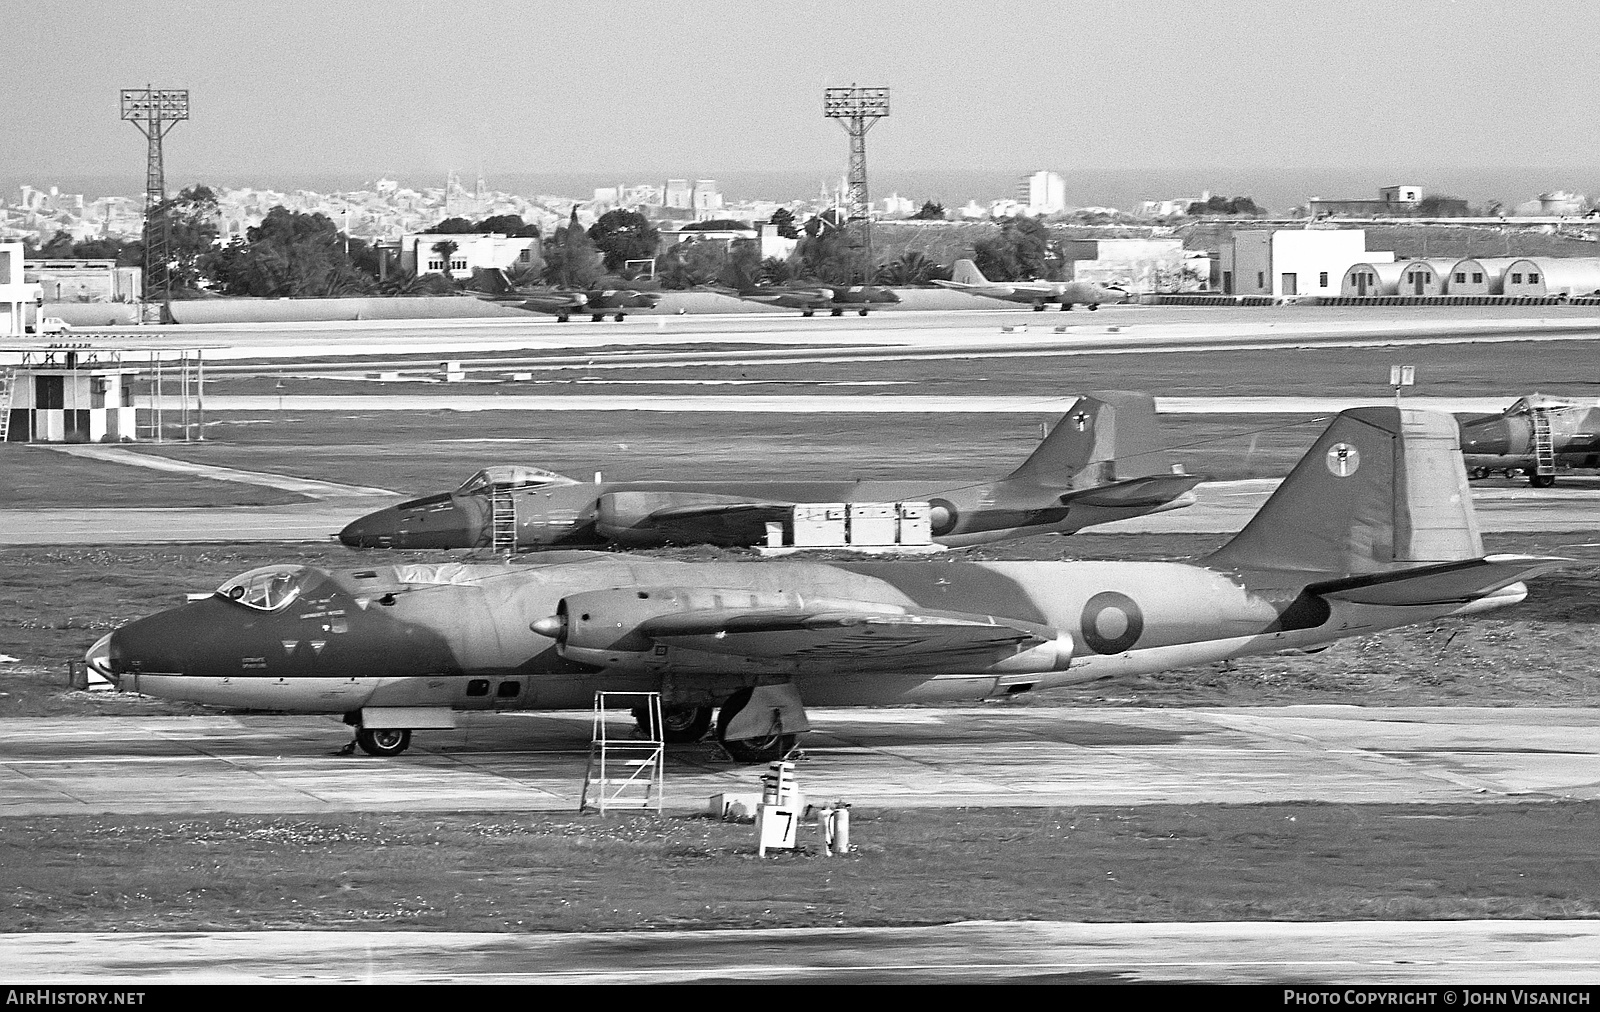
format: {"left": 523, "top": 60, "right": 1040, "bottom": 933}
{"left": 1532, "top": 410, "right": 1556, "bottom": 477}
{"left": 581, "top": 691, "right": 665, "bottom": 816}
{"left": 0, "top": 368, "right": 13, "bottom": 443}
{"left": 489, "top": 486, "right": 517, "bottom": 553}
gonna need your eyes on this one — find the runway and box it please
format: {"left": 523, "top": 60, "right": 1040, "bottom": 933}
{"left": 147, "top": 392, "right": 1524, "bottom": 413}
{"left": 6, "top": 920, "right": 1599, "bottom": 983}
{"left": 5, "top": 706, "right": 1598, "bottom": 817}
{"left": 4, "top": 477, "right": 1595, "bottom": 545}
{"left": 8, "top": 305, "right": 1600, "bottom": 365}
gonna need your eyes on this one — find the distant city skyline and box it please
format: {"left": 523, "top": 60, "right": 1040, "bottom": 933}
{"left": 5, "top": 0, "right": 1597, "bottom": 193}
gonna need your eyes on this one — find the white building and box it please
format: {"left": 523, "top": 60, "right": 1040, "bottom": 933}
{"left": 398, "top": 233, "right": 541, "bottom": 280}
{"left": 1017, "top": 170, "right": 1066, "bottom": 216}
{"left": 1220, "top": 229, "right": 1393, "bottom": 298}
{"left": 0, "top": 242, "right": 42, "bottom": 337}
{"left": 692, "top": 180, "right": 725, "bottom": 221}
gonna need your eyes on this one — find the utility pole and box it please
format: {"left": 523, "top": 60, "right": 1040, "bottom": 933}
{"left": 120, "top": 87, "right": 189, "bottom": 320}
{"left": 824, "top": 85, "right": 889, "bottom": 283}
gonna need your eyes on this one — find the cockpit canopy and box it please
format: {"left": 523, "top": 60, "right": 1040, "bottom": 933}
{"left": 215, "top": 565, "right": 321, "bottom": 612}
{"left": 1506, "top": 394, "right": 1578, "bottom": 416}
{"left": 454, "top": 466, "right": 578, "bottom": 496}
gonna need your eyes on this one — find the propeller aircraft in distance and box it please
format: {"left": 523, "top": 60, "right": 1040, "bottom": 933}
{"left": 474, "top": 268, "right": 661, "bottom": 322}
{"left": 336, "top": 391, "right": 1203, "bottom": 552}
{"left": 933, "top": 258, "right": 1130, "bottom": 311}
{"left": 90, "top": 407, "right": 1561, "bottom": 761}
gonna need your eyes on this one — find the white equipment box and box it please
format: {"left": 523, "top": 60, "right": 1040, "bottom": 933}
{"left": 848, "top": 504, "right": 898, "bottom": 546}
{"left": 791, "top": 503, "right": 848, "bottom": 546}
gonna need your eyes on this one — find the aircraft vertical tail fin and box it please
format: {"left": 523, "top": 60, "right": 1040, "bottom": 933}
{"left": 950, "top": 259, "right": 989, "bottom": 286}
{"left": 1205, "top": 407, "right": 1484, "bottom": 577}
{"left": 475, "top": 267, "right": 515, "bottom": 295}
{"left": 1008, "top": 391, "right": 1178, "bottom": 486}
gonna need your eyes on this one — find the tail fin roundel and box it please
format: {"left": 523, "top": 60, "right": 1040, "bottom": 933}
{"left": 1206, "top": 407, "right": 1483, "bottom": 577}
{"left": 1008, "top": 391, "right": 1177, "bottom": 487}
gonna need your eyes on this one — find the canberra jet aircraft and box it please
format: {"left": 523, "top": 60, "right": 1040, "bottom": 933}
{"left": 934, "top": 258, "right": 1130, "bottom": 311}
{"left": 718, "top": 282, "right": 900, "bottom": 316}
{"left": 336, "top": 391, "right": 1203, "bottom": 552}
{"left": 88, "top": 407, "right": 1561, "bottom": 761}
{"left": 475, "top": 268, "right": 661, "bottom": 322}
{"left": 1459, "top": 393, "right": 1600, "bottom": 486}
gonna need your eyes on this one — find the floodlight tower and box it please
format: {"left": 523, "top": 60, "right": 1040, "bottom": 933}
{"left": 823, "top": 85, "right": 889, "bottom": 282}
{"left": 120, "top": 87, "right": 189, "bottom": 312}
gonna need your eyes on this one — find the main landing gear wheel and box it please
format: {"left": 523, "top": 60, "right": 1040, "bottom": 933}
{"left": 715, "top": 688, "right": 797, "bottom": 764}
{"left": 1531, "top": 473, "right": 1556, "bottom": 488}
{"left": 1087, "top": 304, "right": 1099, "bottom": 311}
{"left": 355, "top": 727, "right": 411, "bottom": 757}
{"left": 635, "top": 705, "right": 712, "bottom": 743}
{"left": 556, "top": 314, "right": 570, "bottom": 323}
{"left": 830, "top": 308, "right": 844, "bottom": 316}
{"left": 614, "top": 313, "right": 626, "bottom": 321}
{"left": 1032, "top": 303, "right": 1046, "bottom": 311}
{"left": 801, "top": 310, "right": 815, "bottom": 317}
{"left": 1469, "top": 467, "right": 1490, "bottom": 480}
{"left": 1060, "top": 303, "right": 1073, "bottom": 311}
{"left": 857, "top": 308, "right": 869, "bottom": 316}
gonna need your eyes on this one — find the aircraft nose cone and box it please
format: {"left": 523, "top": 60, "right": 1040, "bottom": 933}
{"left": 84, "top": 632, "right": 115, "bottom": 686}
{"left": 343, "top": 497, "right": 488, "bottom": 550}
{"left": 339, "top": 507, "right": 398, "bottom": 549}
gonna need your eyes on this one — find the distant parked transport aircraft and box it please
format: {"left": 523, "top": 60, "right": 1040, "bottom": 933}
{"left": 336, "top": 391, "right": 1202, "bottom": 552}
{"left": 933, "top": 258, "right": 1130, "bottom": 311}
{"left": 1459, "top": 394, "right": 1600, "bottom": 486}
{"left": 88, "top": 407, "right": 1560, "bottom": 760}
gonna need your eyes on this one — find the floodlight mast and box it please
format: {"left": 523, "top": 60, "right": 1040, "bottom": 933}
{"left": 823, "top": 85, "right": 889, "bottom": 283}
{"left": 120, "top": 87, "right": 189, "bottom": 316}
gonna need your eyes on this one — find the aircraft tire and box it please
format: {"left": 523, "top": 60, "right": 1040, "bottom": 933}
{"left": 857, "top": 308, "right": 868, "bottom": 316}
{"left": 591, "top": 313, "right": 605, "bottom": 322}
{"left": 716, "top": 688, "right": 798, "bottom": 764}
{"left": 830, "top": 308, "right": 843, "bottom": 316}
{"left": 1470, "top": 467, "right": 1490, "bottom": 480}
{"left": 802, "top": 310, "right": 814, "bottom": 317}
{"left": 1087, "top": 304, "right": 1099, "bottom": 311}
{"left": 615, "top": 313, "right": 626, "bottom": 321}
{"left": 634, "top": 704, "right": 712, "bottom": 743}
{"left": 557, "top": 314, "right": 570, "bottom": 323}
{"left": 1060, "top": 304, "right": 1072, "bottom": 311}
{"left": 1531, "top": 473, "right": 1556, "bottom": 488}
{"left": 355, "top": 727, "right": 411, "bottom": 757}
{"left": 1032, "top": 304, "right": 1046, "bottom": 312}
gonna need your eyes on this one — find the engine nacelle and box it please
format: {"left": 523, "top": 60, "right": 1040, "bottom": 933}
{"left": 537, "top": 586, "right": 815, "bottom": 669}
{"left": 596, "top": 492, "right": 777, "bottom": 547}
{"left": 985, "top": 633, "right": 1075, "bottom": 674}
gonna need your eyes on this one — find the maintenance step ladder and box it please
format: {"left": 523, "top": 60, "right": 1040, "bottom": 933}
{"left": 0, "top": 368, "right": 14, "bottom": 443}
{"left": 490, "top": 486, "right": 517, "bottom": 552}
{"left": 1532, "top": 410, "right": 1556, "bottom": 477}
{"left": 581, "top": 691, "right": 665, "bottom": 815}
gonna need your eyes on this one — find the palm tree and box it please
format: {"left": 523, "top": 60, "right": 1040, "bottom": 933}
{"left": 429, "top": 239, "right": 460, "bottom": 284}
{"left": 876, "top": 251, "right": 940, "bottom": 285}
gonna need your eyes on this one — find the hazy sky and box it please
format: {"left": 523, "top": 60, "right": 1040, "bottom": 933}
{"left": 5, "top": 0, "right": 1596, "bottom": 187}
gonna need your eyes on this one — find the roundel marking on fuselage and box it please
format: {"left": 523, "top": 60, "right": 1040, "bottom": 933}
{"left": 1080, "top": 591, "right": 1144, "bottom": 655}
{"left": 928, "top": 497, "right": 959, "bottom": 537}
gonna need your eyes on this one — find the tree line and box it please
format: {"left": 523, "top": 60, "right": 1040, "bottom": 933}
{"left": 23, "top": 184, "right": 1088, "bottom": 298}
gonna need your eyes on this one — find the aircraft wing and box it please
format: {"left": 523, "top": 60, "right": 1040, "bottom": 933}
{"left": 646, "top": 501, "right": 796, "bottom": 523}
{"left": 637, "top": 606, "right": 1052, "bottom": 663}
{"left": 1059, "top": 473, "right": 1206, "bottom": 508}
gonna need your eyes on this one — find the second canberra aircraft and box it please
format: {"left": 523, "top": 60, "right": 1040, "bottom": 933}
{"left": 338, "top": 392, "right": 1203, "bottom": 552}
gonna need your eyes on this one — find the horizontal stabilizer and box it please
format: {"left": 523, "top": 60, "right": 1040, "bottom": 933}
{"left": 639, "top": 606, "right": 1050, "bottom": 662}
{"left": 1059, "top": 472, "right": 1204, "bottom": 509}
{"left": 1308, "top": 555, "right": 1567, "bottom": 607}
